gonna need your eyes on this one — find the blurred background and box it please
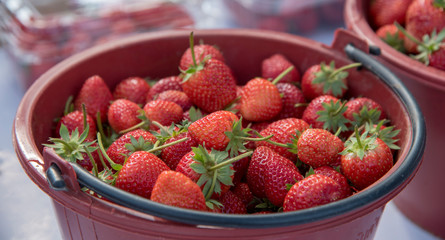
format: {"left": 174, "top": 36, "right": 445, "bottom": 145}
{"left": 0, "top": 0, "right": 441, "bottom": 239}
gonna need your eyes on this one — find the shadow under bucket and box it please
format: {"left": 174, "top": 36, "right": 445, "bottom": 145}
{"left": 13, "top": 29, "right": 425, "bottom": 240}
{"left": 344, "top": 1, "right": 445, "bottom": 238}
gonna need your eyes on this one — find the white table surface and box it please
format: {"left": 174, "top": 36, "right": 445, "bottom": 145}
{"left": 0, "top": 2, "right": 442, "bottom": 239}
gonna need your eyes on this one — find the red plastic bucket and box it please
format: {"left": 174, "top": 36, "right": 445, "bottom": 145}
{"left": 13, "top": 29, "right": 425, "bottom": 239}
{"left": 344, "top": 1, "right": 445, "bottom": 238}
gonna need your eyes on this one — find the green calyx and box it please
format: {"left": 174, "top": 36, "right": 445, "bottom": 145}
{"left": 382, "top": 31, "right": 406, "bottom": 53}
{"left": 351, "top": 105, "right": 382, "bottom": 128}
{"left": 395, "top": 22, "right": 445, "bottom": 66}
{"left": 433, "top": 0, "right": 445, "bottom": 9}
{"left": 316, "top": 100, "right": 350, "bottom": 133}
{"left": 312, "top": 61, "right": 361, "bottom": 97}
{"left": 43, "top": 124, "right": 97, "bottom": 163}
{"left": 190, "top": 145, "right": 253, "bottom": 200}
{"left": 180, "top": 32, "right": 210, "bottom": 83}
{"left": 365, "top": 120, "right": 400, "bottom": 150}
{"left": 340, "top": 128, "right": 377, "bottom": 160}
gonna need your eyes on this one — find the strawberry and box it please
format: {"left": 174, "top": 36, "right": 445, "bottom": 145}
{"left": 340, "top": 130, "right": 393, "bottom": 190}
{"left": 302, "top": 95, "right": 349, "bottom": 133}
{"left": 179, "top": 42, "right": 225, "bottom": 71}
{"left": 343, "top": 97, "right": 386, "bottom": 128}
{"left": 115, "top": 151, "right": 170, "bottom": 199}
{"left": 232, "top": 182, "right": 254, "bottom": 209}
{"left": 369, "top": 0, "right": 412, "bottom": 28}
{"left": 301, "top": 61, "right": 360, "bottom": 101}
{"left": 396, "top": 22, "right": 445, "bottom": 70}
{"left": 74, "top": 75, "right": 113, "bottom": 123}
{"left": 113, "top": 76, "right": 150, "bottom": 105}
{"left": 106, "top": 129, "right": 157, "bottom": 166}
{"left": 263, "top": 154, "right": 304, "bottom": 207}
{"left": 297, "top": 128, "right": 344, "bottom": 168}
{"left": 146, "top": 75, "right": 183, "bottom": 101}
{"left": 283, "top": 174, "right": 343, "bottom": 212}
{"left": 143, "top": 100, "right": 183, "bottom": 130}
{"left": 313, "top": 166, "right": 352, "bottom": 198}
{"left": 107, "top": 99, "right": 143, "bottom": 133}
{"left": 56, "top": 110, "right": 97, "bottom": 141}
{"left": 261, "top": 54, "right": 300, "bottom": 84}
{"left": 275, "top": 83, "right": 307, "bottom": 120}
{"left": 151, "top": 170, "right": 207, "bottom": 211}
{"left": 376, "top": 23, "right": 406, "bottom": 53}
{"left": 161, "top": 131, "right": 198, "bottom": 169}
{"left": 256, "top": 118, "right": 310, "bottom": 162}
{"left": 181, "top": 33, "right": 237, "bottom": 113}
{"left": 219, "top": 190, "right": 247, "bottom": 214}
{"left": 156, "top": 90, "right": 192, "bottom": 111}
{"left": 187, "top": 110, "right": 239, "bottom": 151}
{"left": 246, "top": 146, "right": 297, "bottom": 198}
{"left": 404, "top": 0, "right": 445, "bottom": 53}
{"left": 239, "top": 77, "right": 283, "bottom": 121}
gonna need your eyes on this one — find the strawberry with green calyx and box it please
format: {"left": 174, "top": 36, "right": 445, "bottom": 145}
{"left": 376, "top": 24, "right": 406, "bottom": 53}
{"left": 151, "top": 170, "right": 207, "bottom": 211}
{"left": 179, "top": 34, "right": 225, "bottom": 72}
{"left": 297, "top": 128, "right": 345, "bottom": 168}
{"left": 239, "top": 66, "right": 294, "bottom": 122}
{"left": 144, "top": 100, "right": 184, "bottom": 130}
{"left": 302, "top": 95, "right": 350, "bottom": 133}
{"left": 301, "top": 61, "right": 361, "bottom": 101}
{"left": 56, "top": 110, "right": 97, "bottom": 141}
{"left": 177, "top": 145, "right": 253, "bottom": 200}
{"left": 255, "top": 118, "right": 310, "bottom": 162}
{"left": 343, "top": 97, "right": 386, "bottom": 129}
{"left": 180, "top": 32, "right": 237, "bottom": 113}
{"left": 283, "top": 173, "right": 344, "bottom": 212}
{"left": 364, "top": 121, "right": 401, "bottom": 150}
{"left": 183, "top": 106, "right": 205, "bottom": 123}
{"left": 261, "top": 53, "right": 301, "bottom": 84}
{"left": 340, "top": 128, "right": 393, "bottom": 190}
{"left": 395, "top": 22, "right": 445, "bottom": 70}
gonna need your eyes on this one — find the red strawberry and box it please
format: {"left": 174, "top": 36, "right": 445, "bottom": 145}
{"left": 344, "top": 97, "right": 386, "bottom": 128}
{"left": 56, "top": 110, "right": 97, "bottom": 141}
{"left": 146, "top": 75, "right": 182, "bottom": 101}
{"left": 75, "top": 141, "right": 105, "bottom": 172}
{"left": 314, "top": 166, "right": 352, "bottom": 198}
{"left": 156, "top": 90, "right": 193, "bottom": 111}
{"left": 302, "top": 95, "right": 349, "bottom": 133}
{"left": 256, "top": 118, "right": 310, "bottom": 162}
{"left": 151, "top": 170, "right": 207, "bottom": 211}
{"left": 181, "top": 33, "right": 237, "bottom": 113}
{"left": 106, "top": 129, "right": 157, "bottom": 166}
{"left": 232, "top": 182, "right": 254, "bottom": 209}
{"left": 263, "top": 154, "right": 304, "bottom": 207}
{"left": 376, "top": 23, "right": 406, "bottom": 53}
{"left": 188, "top": 110, "right": 239, "bottom": 151}
{"left": 246, "top": 146, "right": 297, "bottom": 198}
{"left": 261, "top": 54, "right": 300, "bottom": 84}
{"left": 404, "top": 0, "right": 445, "bottom": 53}
{"left": 340, "top": 131, "right": 393, "bottom": 190}
{"left": 74, "top": 75, "right": 113, "bottom": 122}
{"left": 297, "top": 128, "right": 344, "bottom": 168}
{"left": 113, "top": 76, "right": 150, "bottom": 105}
{"left": 283, "top": 174, "right": 343, "bottom": 211}
{"left": 301, "top": 61, "right": 359, "bottom": 101}
{"left": 369, "top": 0, "right": 412, "bottom": 28}
{"left": 239, "top": 77, "right": 282, "bottom": 121}
{"left": 219, "top": 190, "right": 247, "bottom": 214}
{"left": 115, "top": 151, "right": 170, "bottom": 199}
{"left": 107, "top": 99, "right": 143, "bottom": 133}
{"left": 179, "top": 43, "right": 225, "bottom": 71}
{"left": 143, "top": 100, "right": 183, "bottom": 130}
{"left": 275, "top": 83, "right": 307, "bottom": 120}
{"left": 161, "top": 131, "right": 198, "bottom": 169}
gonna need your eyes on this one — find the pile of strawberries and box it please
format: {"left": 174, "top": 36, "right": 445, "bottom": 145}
{"left": 45, "top": 33, "right": 400, "bottom": 214}
{"left": 369, "top": 0, "right": 445, "bottom": 70}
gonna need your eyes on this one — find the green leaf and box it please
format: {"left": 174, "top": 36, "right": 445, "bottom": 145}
{"left": 316, "top": 100, "right": 350, "bottom": 133}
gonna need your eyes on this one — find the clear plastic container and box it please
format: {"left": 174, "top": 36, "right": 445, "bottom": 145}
{"left": 0, "top": 0, "right": 194, "bottom": 88}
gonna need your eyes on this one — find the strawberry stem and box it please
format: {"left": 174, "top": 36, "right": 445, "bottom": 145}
{"left": 96, "top": 132, "right": 122, "bottom": 171}
{"left": 190, "top": 32, "right": 197, "bottom": 67}
{"left": 394, "top": 22, "right": 424, "bottom": 46}
{"left": 147, "top": 137, "right": 189, "bottom": 153}
{"left": 271, "top": 66, "right": 294, "bottom": 85}
{"left": 330, "top": 62, "right": 362, "bottom": 78}
{"left": 83, "top": 145, "right": 98, "bottom": 177}
{"left": 205, "top": 169, "right": 219, "bottom": 200}
{"left": 208, "top": 151, "right": 253, "bottom": 171}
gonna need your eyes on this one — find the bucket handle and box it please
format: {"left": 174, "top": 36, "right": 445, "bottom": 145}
{"left": 44, "top": 42, "right": 426, "bottom": 228}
